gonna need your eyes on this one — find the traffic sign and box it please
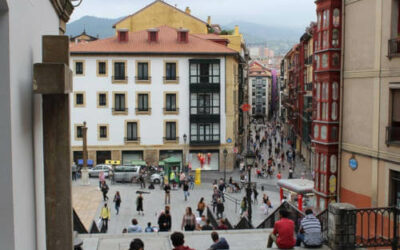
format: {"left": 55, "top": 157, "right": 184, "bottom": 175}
{"left": 226, "top": 138, "right": 232, "bottom": 143}
{"left": 241, "top": 103, "right": 251, "bottom": 112}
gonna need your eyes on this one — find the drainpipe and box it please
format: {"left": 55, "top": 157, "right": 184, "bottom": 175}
{"left": 337, "top": 0, "right": 346, "bottom": 202}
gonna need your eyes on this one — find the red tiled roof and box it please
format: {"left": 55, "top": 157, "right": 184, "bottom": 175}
{"left": 192, "top": 33, "right": 228, "bottom": 41}
{"left": 112, "top": 0, "right": 208, "bottom": 28}
{"left": 70, "top": 26, "right": 237, "bottom": 55}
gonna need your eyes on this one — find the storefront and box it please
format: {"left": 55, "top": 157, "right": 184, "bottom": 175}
{"left": 121, "top": 150, "right": 143, "bottom": 165}
{"left": 159, "top": 150, "right": 183, "bottom": 168}
{"left": 96, "top": 151, "right": 111, "bottom": 164}
{"left": 188, "top": 150, "right": 219, "bottom": 171}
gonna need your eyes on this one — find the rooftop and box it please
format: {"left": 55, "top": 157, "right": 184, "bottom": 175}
{"left": 70, "top": 26, "right": 237, "bottom": 55}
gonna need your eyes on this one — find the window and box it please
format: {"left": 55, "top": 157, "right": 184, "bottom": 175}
{"left": 388, "top": 88, "right": 400, "bottom": 144}
{"left": 332, "top": 82, "right": 339, "bottom": 100}
{"left": 321, "top": 125, "right": 327, "bottom": 140}
{"left": 137, "top": 62, "right": 149, "bottom": 80}
{"left": 317, "top": 102, "right": 321, "bottom": 119}
{"left": 114, "top": 93, "right": 126, "bottom": 112}
{"left": 166, "top": 122, "right": 177, "bottom": 140}
{"left": 97, "top": 61, "right": 107, "bottom": 76}
{"left": 98, "top": 93, "right": 107, "bottom": 107}
{"left": 330, "top": 155, "right": 337, "bottom": 173}
{"left": 113, "top": 61, "right": 126, "bottom": 81}
{"left": 190, "top": 93, "right": 220, "bottom": 115}
{"left": 332, "top": 53, "right": 340, "bottom": 67}
{"left": 190, "top": 123, "right": 220, "bottom": 143}
{"left": 138, "top": 94, "right": 149, "bottom": 111}
{"left": 332, "top": 102, "right": 338, "bottom": 120}
{"left": 390, "top": 170, "right": 400, "bottom": 207}
{"left": 166, "top": 62, "right": 177, "bottom": 81}
{"left": 332, "top": 29, "right": 339, "bottom": 47}
{"left": 316, "top": 83, "right": 321, "bottom": 99}
{"left": 314, "top": 125, "right": 319, "bottom": 139}
{"left": 76, "top": 93, "right": 84, "bottom": 105}
{"left": 323, "top": 31, "right": 329, "bottom": 49}
{"left": 318, "top": 13, "right": 322, "bottom": 30}
{"left": 126, "top": 122, "right": 138, "bottom": 141}
{"left": 98, "top": 125, "right": 108, "bottom": 140}
{"left": 323, "top": 9, "right": 329, "bottom": 28}
{"left": 74, "top": 92, "right": 85, "bottom": 107}
{"left": 322, "top": 54, "right": 328, "bottom": 68}
{"left": 76, "top": 125, "right": 83, "bottom": 139}
{"left": 333, "top": 8, "right": 340, "bottom": 27}
{"left": 149, "top": 31, "right": 157, "bottom": 42}
{"left": 75, "top": 61, "right": 84, "bottom": 75}
{"left": 315, "top": 55, "right": 320, "bottom": 69}
{"left": 166, "top": 93, "right": 177, "bottom": 111}
{"left": 331, "top": 126, "right": 338, "bottom": 141}
{"left": 190, "top": 60, "right": 220, "bottom": 84}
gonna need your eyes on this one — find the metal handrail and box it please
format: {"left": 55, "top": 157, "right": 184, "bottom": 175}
{"left": 223, "top": 192, "right": 240, "bottom": 213}
{"left": 135, "top": 76, "right": 152, "bottom": 81}
{"left": 112, "top": 108, "right": 128, "bottom": 112}
{"left": 163, "top": 76, "right": 180, "bottom": 81}
{"left": 163, "top": 107, "right": 179, "bottom": 112}
{"left": 112, "top": 75, "right": 128, "bottom": 81}
{"left": 135, "top": 107, "right": 152, "bottom": 112}
{"left": 124, "top": 137, "right": 140, "bottom": 142}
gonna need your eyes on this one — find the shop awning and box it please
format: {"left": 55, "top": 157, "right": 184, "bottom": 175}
{"left": 131, "top": 160, "right": 147, "bottom": 166}
{"left": 277, "top": 179, "right": 314, "bottom": 194}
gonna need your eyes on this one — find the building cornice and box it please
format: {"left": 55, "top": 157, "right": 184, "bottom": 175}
{"left": 342, "top": 142, "right": 400, "bottom": 164}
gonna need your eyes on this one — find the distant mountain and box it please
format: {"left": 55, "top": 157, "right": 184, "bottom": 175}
{"left": 66, "top": 16, "right": 301, "bottom": 55}
{"left": 66, "top": 16, "right": 123, "bottom": 39}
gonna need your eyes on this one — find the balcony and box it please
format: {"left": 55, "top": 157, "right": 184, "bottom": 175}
{"left": 190, "top": 135, "right": 220, "bottom": 146}
{"left": 112, "top": 75, "right": 128, "bottom": 83}
{"left": 163, "top": 107, "right": 179, "bottom": 115}
{"left": 386, "top": 126, "right": 400, "bottom": 146}
{"left": 124, "top": 137, "right": 140, "bottom": 143}
{"left": 135, "top": 76, "right": 151, "bottom": 83}
{"left": 163, "top": 76, "right": 180, "bottom": 84}
{"left": 135, "top": 107, "right": 152, "bottom": 115}
{"left": 388, "top": 38, "right": 400, "bottom": 59}
{"left": 163, "top": 136, "right": 179, "bottom": 143}
{"left": 112, "top": 107, "right": 128, "bottom": 115}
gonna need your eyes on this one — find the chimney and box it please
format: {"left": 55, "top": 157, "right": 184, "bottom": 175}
{"left": 177, "top": 28, "right": 189, "bottom": 43}
{"left": 234, "top": 25, "right": 239, "bottom": 36}
{"left": 147, "top": 28, "right": 159, "bottom": 42}
{"left": 207, "top": 16, "right": 211, "bottom": 25}
{"left": 185, "top": 7, "right": 191, "bottom": 15}
{"left": 117, "top": 28, "right": 129, "bottom": 42}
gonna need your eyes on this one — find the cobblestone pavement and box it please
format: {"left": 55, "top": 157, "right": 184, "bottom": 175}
{"left": 72, "top": 120, "right": 314, "bottom": 234}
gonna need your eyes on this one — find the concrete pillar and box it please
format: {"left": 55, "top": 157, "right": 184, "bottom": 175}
{"left": 328, "top": 203, "right": 356, "bottom": 250}
{"left": 88, "top": 150, "right": 96, "bottom": 165}
{"left": 111, "top": 150, "right": 121, "bottom": 161}
{"left": 144, "top": 149, "right": 158, "bottom": 165}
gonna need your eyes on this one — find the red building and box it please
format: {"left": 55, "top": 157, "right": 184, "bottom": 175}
{"left": 312, "top": 0, "right": 342, "bottom": 211}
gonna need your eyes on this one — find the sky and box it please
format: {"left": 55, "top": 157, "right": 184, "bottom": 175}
{"left": 70, "top": 0, "right": 316, "bottom": 28}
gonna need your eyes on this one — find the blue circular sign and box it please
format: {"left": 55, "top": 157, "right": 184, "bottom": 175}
{"left": 349, "top": 158, "right": 358, "bottom": 170}
{"left": 226, "top": 138, "right": 232, "bottom": 143}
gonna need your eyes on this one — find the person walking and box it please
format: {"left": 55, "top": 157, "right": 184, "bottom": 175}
{"left": 99, "top": 171, "right": 105, "bottom": 189}
{"left": 253, "top": 187, "right": 258, "bottom": 204}
{"left": 216, "top": 199, "right": 224, "bottom": 219}
{"left": 183, "top": 181, "right": 190, "bottom": 201}
{"left": 181, "top": 207, "right": 196, "bottom": 231}
{"left": 136, "top": 193, "right": 144, "bottom": 216}
{"left": 99, "top": 203, "right": 110, "bottom": 233}
{"left": 188, "top": 174, "right": 195, "bottom": 190}
{"left": 100, "top": 181, "right": 109, "bottom": 201}
{"left": 164, "top": 181, "right": 171, "bottom": 204}
{"left": 158, "top": 206, "right": 172, "bottom": 232}
{"left": 197, "top": 197, "right": 206, "bottom": 217}
{"left": 179, "top": 172, "right": 186, "bottom": 188}
{"left": 212, "top": 189, "right": 220, "bottom": 213}
{"left": 218, "top": 179, "right": 226, "bottom": 202}
{"left": 113, "top": 191, "right": 121, "bottom": 215}
{"left": 240, "top": 197, "right": 247, "bottom": 216}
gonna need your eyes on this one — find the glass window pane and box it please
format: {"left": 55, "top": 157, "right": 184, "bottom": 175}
{"left": 332, "top": 102, "right": 338, "bottom": 120}
{"left": 330, "top": 155, "right": 337, "bottom": 173}
{"left": 333, "top": 8, "right": 340, "bottom": 27}
{"left": 314, "top": 125, "right": 319, "bottom": 139}
{"left": 332, "top": 82, "right": 339, "bottom": 100}
{"left": 321, "top": 126, "right": 327, "bottom": 140}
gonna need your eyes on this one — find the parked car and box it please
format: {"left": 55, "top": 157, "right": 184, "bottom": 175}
{"left": 151, "top": 172, "right": 164, "bottom": 184}
{"left": 88, "top": 164, "right": 112, "bottom": 178}
{"left": 114, "top": 165, "right": 140, "bottom": 183}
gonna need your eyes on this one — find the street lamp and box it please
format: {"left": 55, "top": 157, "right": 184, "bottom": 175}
{"left": 245, "top": 150, "right": 256, "bottom": 226}
{"left": 183, "top": 134, "right": 187, "bottom": 172}
{"left": 223, "top": 149, "right": 228, "bottom": 183}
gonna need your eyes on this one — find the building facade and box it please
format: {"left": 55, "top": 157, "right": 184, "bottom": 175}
{"left": 248, "top": 61, "right": 271, "bottom": 118}
{"left": 70, "top": 26, "right": 240, "bottom": 171}
{"left": 339, "top": 0, "right": 400, "bottom": 209}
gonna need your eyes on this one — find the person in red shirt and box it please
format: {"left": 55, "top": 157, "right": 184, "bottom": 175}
{"left": 171, "top": 232, "right": 194, "bottom": 250}
{"left": 267, "top": 209, "right": 295, "bottom": 249}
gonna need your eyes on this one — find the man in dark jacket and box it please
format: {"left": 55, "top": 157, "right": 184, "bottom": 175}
{"left": 208, "top": 231, "right": 229, "bottom": 250}
{"left": 158, "top": 206, "right": 172, "bottom": 232}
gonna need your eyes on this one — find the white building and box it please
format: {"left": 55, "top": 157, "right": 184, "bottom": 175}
{"left": 248, "top": 61, "right": 271, "bottom": 118}
{"left": 0, "top": 1, "right": 74, "bottom": 250}
{"left": 70, "top": 26, "right": 240, "bottom": 171}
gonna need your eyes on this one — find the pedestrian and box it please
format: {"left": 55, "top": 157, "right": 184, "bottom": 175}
{"left": 109, "top": 169, "right": 115, "bottom": 184}
{"left": 183, "top": 181, "right": 190, "bottom": 201}
{"left": 99, "top": 171, "right": 105, "bottom": 189}
{"left": 267, "top": 209, "right": 296, "bottom": 249}
{"left": 179, "top": 172, "right": 186, "bottom": 188}
{"left": 101, "top": 181, "right": 109, "bottom": 201}
{"left": 208, "top": 231, "right": 230, "bottom": 250}
{"left": 171, "top": 231, "right": 194, "bottom": 250}
{"left": 296, "top": 208, "right": 323, "bottom": 247}
{"left": 202, "top": 218, "right": 214, "bottom": 231}
{"left": 113, "top": 191, "right": 121, "bottom": 215}
{"left": 289, "top": 167, "right": 294, "bottom": 179}
{"left": 99, "top": 203, "right": 110, "bottom": 233}
{"left": 129, "top": 238, "right": 144, "bottom": 250}
{"left": 127, "top": 218, "right": 142, "bottom": 233}
{"left": 197, "top": 197, "right": 206, "bottom": 217}
{"left": 181, "top": 207, "right": 196, "bottom": 231}
{"left": 253, "top": 187, "right": 258, "bottom": 204}
{"left": 158, "top": 206, "right": 172, "bottom": 232}
{"left": 218, "top": 179, "right": 226, "bottom": 202}
{"left": 139, "top": 171, "right": 146, "bottom": 189}
{"left": 240, "top": 197, "right": 247, "bottom": 216}
{"left": 216, "top": 199, "right": 224, "bottom": 219}
{"left": 72, "top": 164, "right": 77, "bottom": 181}
{"left": 136, "top": 193, "right": 144, "bottom": 215}
{"left": 212, "top": 189, "right": 220, "bottom": 213}
{"left": 216, "top": 218, "right": 228, "bottom": 230}
{"left": 188, "top": 174, "right": 195, "bottom": 190}
{"left": 164, "top": 181, "right": 171, "bottom": 204}
{"left": 145, "top": 222, "right": 154, "bottom": 232}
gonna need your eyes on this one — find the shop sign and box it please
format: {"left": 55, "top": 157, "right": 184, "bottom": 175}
{"left": 349, "top": 157, "right": 358, "bottom": 170}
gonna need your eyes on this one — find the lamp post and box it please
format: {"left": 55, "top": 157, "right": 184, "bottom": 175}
{"left": 223, "top": 149, "right": 228, "bottom": 183}
{"left": 81, "top": 121, "right": 90, "bottom": 185}
{"left": 245, "top": 150, "right": 256, "bottom": 227}
{"left": 183, "top": 134, "right": 187, "bottom": 172}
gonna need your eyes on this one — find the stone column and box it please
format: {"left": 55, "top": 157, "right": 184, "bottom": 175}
{"left": 328, "top": 203, "right": 356, "bottom": 250}
{"left": 34, "top": 35, "right": 73, "bottom": 250}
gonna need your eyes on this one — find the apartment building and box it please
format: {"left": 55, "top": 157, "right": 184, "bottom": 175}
{"left": 248, "top": 61, "right": 271, "bottom": 118}
{"left": 70, "top": 26, "right": 240, "bottom": 171}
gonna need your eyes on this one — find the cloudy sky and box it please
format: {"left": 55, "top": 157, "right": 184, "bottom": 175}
{"left": 70, "top": 0, "right": 316, "bottom": 27}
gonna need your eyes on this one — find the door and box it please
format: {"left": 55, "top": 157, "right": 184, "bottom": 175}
{"left": 96, "top": 151, "right": 111, "bottom": 164}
